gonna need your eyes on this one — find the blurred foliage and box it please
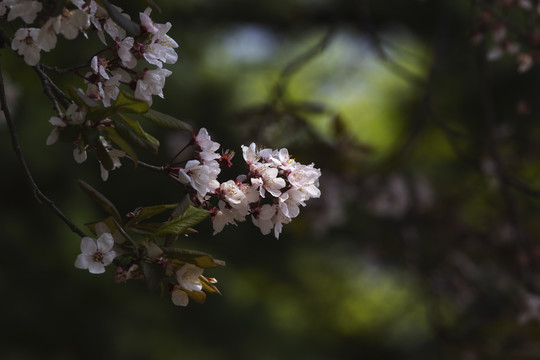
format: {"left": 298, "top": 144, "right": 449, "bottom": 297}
{"left": 5, "top": 0, "right": 540, "bottom": 359}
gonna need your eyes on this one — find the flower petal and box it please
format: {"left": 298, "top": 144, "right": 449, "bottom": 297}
{"left": 97, "top": 233, "right": 114, "bottom": 252}
{"left": 74, "top": 254, "right": 90, "bottom": 269}
{"left": 80, "top": 237, "right": 97, "bottom": 254}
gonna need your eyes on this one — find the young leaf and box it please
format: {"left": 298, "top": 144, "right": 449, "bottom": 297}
{"left": 113, "top": 115, "right": 159, "bottom": 154}
{"left": 115, "top": 90, "right": 150, "bottom": 114}
{"left": 162, "top": 248, "right": 226, "bottom": 269}
{"left": 78, "top": 179, "right": 122, "bottom": 221}
{"left": 126, "top": 203, "right": 179, "bottom": 227}
{"left": 140, "top": 261, "right": 164, "bottom": 292}
{"left": 141, "top": 109, "right": 192, "bottom": 131}
{"left": 155, "top": 205, "right": 210, "bottom": 236}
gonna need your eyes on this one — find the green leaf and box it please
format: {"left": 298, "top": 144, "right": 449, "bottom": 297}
{"left": 58, "top": 126, "right": 81, "bottom": 143}
{"left": 162, "top": 248, "right": 226, "bottom": 269}
{"left": 103, "top": 127, "right": 138, "bottom": 165}
{"left": 129, "top": 223, "right": 163, "bottom": 235}
{"left": 86, "top": 106, "right": 116, "bottom": 122}
{"left": 99, "top": 0, "right": 140, "bottom": 36}
{"left": 126, "top": 203, "right": 179, "bottom": 227}
{"left": 140, "top": 261, "right": 164, "bottom": 292}
{"left": 113, "top": 115, "right": 159, "bottom": 154}
{"left": 141, "top": 109, "right": 192, "bottom": 131}
{"left": 96, "top": 138, "right": 114, "bottom": 171}
{"left": 155, "top": 205, "right": 210, "bottom": 236}
{"left": 78, "top": 179, "right": 122, "bottom": 221}
{"left": 115, "top": 90, "right": 150, "bottom": 114}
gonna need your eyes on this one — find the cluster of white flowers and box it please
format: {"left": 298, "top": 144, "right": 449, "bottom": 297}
{"left": 6, "top": 1, "right": 177, "bottom": 104}
{"left": 5, "top": 1, "right": 180, "bottom": 180}
{"left": 473, "top": 0, "right": 540, "bottom": 73}
{"left": 178, "top": 128, "right": 222, "bottom": 201}
{"left": 178, "top": 128, "right": 322, "bottom": 239}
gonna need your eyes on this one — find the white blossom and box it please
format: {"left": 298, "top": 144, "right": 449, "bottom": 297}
{"left": 89, "top": 1, "right": 127, "bottom": 44}
{"left": 142, "top": 22, "right": 179, "bottom": 68}
{"left": 46, "top": 115, "right": 66, "bottom": 145}
{"left": 59, "top": 9, "right": 90, "bottom": 40}
{"left": 176, "top": 263, "right": 204, "bottom": 292}
{"left": 178, "top": 159, "right": 220, "bottom": 200}
{"left": 7, "top": 0, "right": 42, "bottom": 24}
{"left": 171, "top": 287, "right": 189, "bottom": 306}
{"left": 134, "top": 68, "right": 172, "bottom": 105}
{"left": 252, "top": 203, "right": 277, "bottom": 236}
{"left": 11, "top": 28, "right": 42, "bottom": 66}
{"left": 117, "top": 37, "right": 137, "bottom": 69}
{"left": 99, "top": 137, "right": 125, "bottom": 181}
{"left": 74, "top": 233, "right": 116, "bottom": 274}
{"left": 195, "top": 128, "right": 220, "bottom": 163}
{"left": 73, "top": 147, "right": 87, "bottom": 163}
{"left": 38, "top": 16, "right": 61, "bottom": 52}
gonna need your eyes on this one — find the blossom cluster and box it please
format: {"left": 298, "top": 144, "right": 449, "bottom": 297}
{"left": 472, "top": 0, "right": 540, "bottom": 73}
{"left": 179, "top": 128, "right": 322, "bottom": 239}
{"left": 4, "top": 1, "right": 179, "bottom": 179}
{"left": 6, "top": 0, "right": 176, "bottom": 105}
{"left": 73, "top": 221, "right": 209, "bottom": 307}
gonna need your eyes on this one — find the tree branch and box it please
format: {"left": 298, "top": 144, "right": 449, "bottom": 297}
{"left": 0, "top": 62, "right": 86, "bottom": 238}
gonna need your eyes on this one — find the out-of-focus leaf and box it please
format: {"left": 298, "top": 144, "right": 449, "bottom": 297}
{"left": 126, "top": 203, "right": 179, "bottom": 227}
{"left": 113, "top": 115, "right": 159, "bottom": 154}
{"left": 58, "top": 126, "right": 80, "bottom": 142}
{"left": 103, "top": 127, "right": 138, "bottom": 165}
{"left": 96, "top": 138, "right": 114, "bottom": 170}
{"left": 140, "top": 261, "right": 163, "bottom": 292}
{"left": 155, "top": 205, "right": 210, "bottom": 236}
{"left": 115, "top": 90, "right": 150, "bottom": 114}
{"left": 141, "top": 109, "right": 192, "bottom": 131}
{"left": 142, "top": 241, "right": 163, "bottom": 258}
{"left": 163, "top": 248, "right": 226, "bottom": 269}
{"left": 99, "top": 0, "right": 140, "bottom": 36}
{"left": 142, "top": 0, "right": 161, "bottom": 13}
{"left": 78, "top": 179, "right": 122, "bottom": 221}
{"left": 130, "top": 223, "right": 163, "bottom": 235}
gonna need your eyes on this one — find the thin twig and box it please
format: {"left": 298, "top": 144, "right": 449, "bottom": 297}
{"left": 125, "top": 155, "right": 168, "bottom": 174}
{"left": 0, "top": 62, "right": 86, "bottom": 238}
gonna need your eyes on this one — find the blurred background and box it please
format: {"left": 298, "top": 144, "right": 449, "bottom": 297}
{"left": 3, "top": 0, "right": 540, "bottom": 358}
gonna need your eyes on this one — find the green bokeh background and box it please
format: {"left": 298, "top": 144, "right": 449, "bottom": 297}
{"left": 3, "top": 0, "right": 540, "bottom": 359}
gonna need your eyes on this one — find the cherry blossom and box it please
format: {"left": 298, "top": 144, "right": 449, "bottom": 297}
{"left": 11, "top": 28, "right": 42, "bottom": 66}
{"left": 6, "top": 0, "right": 42, "bottom": 24}
{"left": 176, "top": 263, "right": 204, "bottom": 292}
{"left": 74, "top": 233, "right": 116, "bottom": 274}
{"left": 135, "top": 68, "right": 172, "bottom": 105}
{"left": 178, "top": 159, "right": 220, "bottom": 200}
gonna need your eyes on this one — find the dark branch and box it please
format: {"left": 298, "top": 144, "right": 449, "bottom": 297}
{"left": 0, "top": 62, "right": 86, "bottom": 238}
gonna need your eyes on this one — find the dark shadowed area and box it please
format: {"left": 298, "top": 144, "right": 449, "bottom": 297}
{"left": 2, "top": 0, "right": 540, "bottom": 359}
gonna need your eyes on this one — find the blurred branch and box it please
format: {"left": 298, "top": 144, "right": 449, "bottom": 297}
{"left": 0, "top": 62, "right": 86, "bottom": 238}
{"left": 272, "top": 28, "right": 335, "bottom": 102}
